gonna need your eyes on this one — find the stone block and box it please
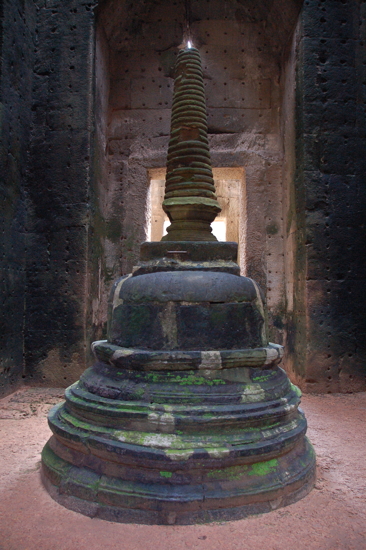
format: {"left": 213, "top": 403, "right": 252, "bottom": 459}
{"left": 328, "top": 176, "right": 364, "bottom": 221}
{"left": 109, "top": 79, "right": 131, "bottom": 110}
{"left": 301, "top": 37, "right": 356, "bottom": 69}
{"left": 23, "top": 328, "right": 86, "bottom": 381}
{"left": 306, "top": 278, "right": 366, "bottom": 352}
{"left": 328, "top": 135, "right": 365, "bottom": 174}
{"left": 306, "top": 192, "right": 365, "bottom": 281}
{"left": 110, "top": 50, "right": 174, "bottom": 79}
{"left": 0, "top": 220, "right": 26, "bottom": 267}
{"left": 193, "top": 20, "right": 247, "bottom": 48}
{"left": 207, "top": 108, "right": 274, "bottom": 134}
{"left": 302, "top": 133, "right": 365, "bottom": 175}
{"left": 130, "top": 77, "right": 173, "bottom": 109}
{"left": 302, "top": 0, "right": 359, "bottom": 40}
{"left": 47, "top": 227, "right": 88, "bottom": 263}
{"left": 107, "top": 14, "right": 182, "bottom": 53}
{"left": 302, "top": 171, "right": 328, "bottom": 212}
{"left": 28, "top": 129, "right": 91, "bottom": 206}
{"left": 24, "top": 295, "right": 83, "bottom": 333}
{"left": 109, "top": 109, "right": 171, "bottom": 140}
{"left": 205, "top": 78, "right": 271, "bottom": 109}
{"left": 200, "top": 46, "right": 247, "bottom": 81}
{"left": 306, "top": 244, "right": 365, "bottom": 283}
{"left": 303, "top": 100, "right": 358, "bottom": 135}
{"left": 190, "top": 0, "right": 240, "bottom": 21}
{"left": 301, "top": 63, "right": 357, "bottom": 104}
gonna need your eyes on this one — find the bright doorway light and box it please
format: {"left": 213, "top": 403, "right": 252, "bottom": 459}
{"left": 211, "top": 220, "right": 226, "bottom": 241}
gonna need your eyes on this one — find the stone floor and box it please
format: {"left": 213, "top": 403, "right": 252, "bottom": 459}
{"left": 0, "top": 387, "right": 365, "bottom": 550}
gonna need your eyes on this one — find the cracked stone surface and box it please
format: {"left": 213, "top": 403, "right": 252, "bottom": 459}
{"left": 0, "top": 388, "right": 365, "bottom": 549}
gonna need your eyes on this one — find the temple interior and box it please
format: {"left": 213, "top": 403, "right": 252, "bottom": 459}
{"left": 0, "top": 0, "right": 365, "bottom": 544}
{"left": 1, "top": 0, "right": 365, "bottom": 397}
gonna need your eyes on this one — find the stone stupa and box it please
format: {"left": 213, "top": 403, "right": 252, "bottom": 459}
{"left": 41, "top": 45, "right": 316, "bottom": 525}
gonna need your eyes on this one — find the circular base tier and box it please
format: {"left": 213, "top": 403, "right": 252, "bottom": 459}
{"left": 41, "top": 362, "right": 316, "bottom": 524}
{"left": 135, "top": 241, "right": 240, "bottom": 276}
{"left": 42, "top": 437, "right": 315, "bottom": 525}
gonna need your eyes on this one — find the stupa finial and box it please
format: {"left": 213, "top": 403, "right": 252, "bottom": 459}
{"left": 161, "top": 47, "right": 221, "bottom": 241}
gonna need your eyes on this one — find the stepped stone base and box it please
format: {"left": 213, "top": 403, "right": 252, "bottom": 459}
{"left": 41, "top": 242, "right": 315, "bottom": 524}
{"left": 41, "top": 360, "right": 316, "bottom": 525}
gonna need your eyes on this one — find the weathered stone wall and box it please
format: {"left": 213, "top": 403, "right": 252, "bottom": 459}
{"left": 284, "top": 0, "right": 366, "bottom": 392}
{"left": 0, "top": 0, "right": 98, "bottom": 395}
{"left": 0, "top": 0, "right": 36, "bottom": 395}
{"left": 23, "top": 0, "right": 96, "bottom": 387}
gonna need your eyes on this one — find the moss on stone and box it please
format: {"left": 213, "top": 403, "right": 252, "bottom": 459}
{"left": 248, "top": 458, "right": 278, "bottom": 476}
{"left": 159, "top": 471, "right": 173, "bottom": 478}
{"left": 144, "top": 371, "right": 225, "bottom": 386}
{"left": 291, "top": 383, "right": 302, "bottom": 398}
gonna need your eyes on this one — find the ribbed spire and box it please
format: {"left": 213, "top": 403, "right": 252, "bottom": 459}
{"left": 161, "top": 47, "right": 221, "bottom": 242}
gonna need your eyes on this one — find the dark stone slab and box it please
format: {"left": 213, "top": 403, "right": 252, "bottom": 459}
{"left": 140, "top": 241, "right": 238, "bottom": 262}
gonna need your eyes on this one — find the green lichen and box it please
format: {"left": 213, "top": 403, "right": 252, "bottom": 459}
{"left": 291, "top": 383, "right": 302, "bottom": 398}
{"left": 42, "top": 443, "right": 70, "bottom": 475}
{"left": 132, "top": 388, "right": 145, "bottom": 399}
{"left": 144, "top": 372, "right": 225, "bottom": 386}
{"left": 251, "top": 376, "right": 265, "bottom": 383}
{"left": 159, "top": 471, "right": 173, "bottom": 478}
{"left": 248, "top": 458, "right": 278, "bottom": 476}
{"left": 177, "top": 375, "right": 225, "bottom": 386}
{"left": 144, "top": 373, "right": 161, "bottom": 383}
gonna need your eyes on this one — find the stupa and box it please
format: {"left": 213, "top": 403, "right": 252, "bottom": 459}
{"left": 41, "top": 46, "right": 316, "bottom": 525}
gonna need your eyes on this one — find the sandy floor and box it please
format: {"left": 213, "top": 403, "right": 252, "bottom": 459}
{"left": 0, "top": 387, "right": 365, "bottom": 550}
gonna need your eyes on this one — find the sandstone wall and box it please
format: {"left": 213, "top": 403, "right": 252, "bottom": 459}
{"left": 286, "top": 0, "right": 366, "bottom": 392}
{"left": 0, "top": 0, "right": 36, "bottom": 394}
